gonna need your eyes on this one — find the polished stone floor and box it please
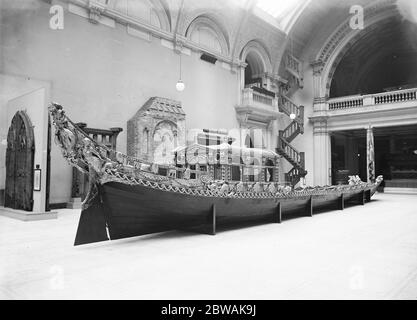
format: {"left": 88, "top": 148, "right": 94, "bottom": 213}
{"left": 0, "top": 193, "right": 416, "bottom": 300}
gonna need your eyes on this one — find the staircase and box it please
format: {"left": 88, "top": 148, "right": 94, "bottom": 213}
{"left": 277, "top": 95, "right": 307, "bottom": 187}
{"left": 285, "top": 52, "right": 304, "bottom": 90}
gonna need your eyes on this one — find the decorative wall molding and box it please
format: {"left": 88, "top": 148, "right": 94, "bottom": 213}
{"left": 66, "top": 0, "right": 290, "bottom": 75}
{"left": 310, "top": 115, "right": 329, "bottom": 136}
{"left": 240, "top": 40, "right": 273, "bottom": 74}
{"left": 323, "top": 15, "right": 399, "bottom": 98}
{"left": 185, "top": 15, "right": 230, "bottom": 55}
{"left": 315, "top": 0, "right": 397, "bottom": 66}
{"left": 314, "top": 0, "right": 398, "bottom": 98}
{"left": 127, "top": 25, "right": 151, "bottom": 42}
{"left": 174, "top": 34, "right": 187, "bottom": 53}
{"left": 88, "top": 0, "right": 106, "bottom": 24}
{"left": 310, "top": 59, "right": 324, "bottom": 76}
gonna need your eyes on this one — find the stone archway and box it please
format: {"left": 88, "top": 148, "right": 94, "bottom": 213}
{"left": 313, "top": 1, "right": 398, "bottom": 99}
{"left": 5, "top": 111, "right": 35, "bottom": 211}
{"left": 309, "top": 0, "right": 399, "bottom": 186}
{"left": 240, "top": 40, "right": 272, "bottom": 87}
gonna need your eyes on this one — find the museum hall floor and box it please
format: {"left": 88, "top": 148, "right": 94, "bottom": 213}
{"left": 1, "top": 193, "right": 417, "bottom": 300}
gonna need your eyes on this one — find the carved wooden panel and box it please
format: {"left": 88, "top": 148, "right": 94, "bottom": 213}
{"left": 5, "top": 111, "right": 35, "bottom": 211}
{"left": 71, "top": 123, "right": 122, "bottom": 199}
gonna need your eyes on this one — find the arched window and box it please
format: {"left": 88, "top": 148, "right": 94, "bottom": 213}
{"left": 186, "top": 16, "right": 229, "bottom": 55}
{"left": 240, "top": 41, "right": 272, "bottom": 87}
{"left": 190, "top": 26, "right": 222, "bottom": 53}
{"left": 110, "top": 0, "right": 170, "bottom": 31}
{"left": 245, "top": 51, "right": 265, "bottom": 86}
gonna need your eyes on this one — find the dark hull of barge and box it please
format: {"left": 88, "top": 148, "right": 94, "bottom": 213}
{"left": 74, "top": 181, "right": 379, "bottom": 245}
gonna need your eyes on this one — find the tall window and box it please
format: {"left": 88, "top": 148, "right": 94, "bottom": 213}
{"left": 186, "top": 16, "right": 229, "bottom": 56}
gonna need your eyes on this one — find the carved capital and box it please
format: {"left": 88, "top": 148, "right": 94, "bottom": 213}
{"left": 310, "top": 115, "right": 329, "bottom": 135}
{"left": 311, "top": 60, "right": 325, "bottom": 76}
{"left": 230, "top": 59, "right": 247, "bottom": 74}
{"left": 313, "top": 96, "right": 327, "bottom": 104}
{"left": 236, "top": 112, "right": 250, "bottom": 125}
{"left": 174, "top": 34, "right": 187, "bottom": 53}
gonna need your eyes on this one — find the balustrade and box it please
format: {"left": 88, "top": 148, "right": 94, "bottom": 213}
{"left": 279, "top": 136, "right": 301, "bottom": 165}
{"left": 280, "top": 95, "right": 300, "bottom": 117}
{"left": 327, "top": 87, "right": 417, "bottom": 111}
{"left": 285, "top": 53, "right": 303, "bottom": 80}
{"left": 242, "top": 87, "right": 277, "bottom": 108}
{"left": 374, "top": 89, "right": 417, "bottom": 104}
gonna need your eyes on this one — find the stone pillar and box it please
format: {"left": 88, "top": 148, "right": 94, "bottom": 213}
{"left": 312, "top": 116, "right": 331, "bottom": 186}
{"left": 233, "top": 60, "right": 247, "bottom": 106}
{"left": 310, "top": 60, "right": 331, "bottom": 185}
{"left": 311, "top": 60, "right": 325, "bottom": 103}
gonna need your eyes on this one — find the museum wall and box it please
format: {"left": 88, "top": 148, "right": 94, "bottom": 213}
{"left": 0, "top": 1, "right": 240, "bottom": 204}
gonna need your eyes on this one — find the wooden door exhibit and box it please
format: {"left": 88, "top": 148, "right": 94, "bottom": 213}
{"left": 5, "top": 111, "right": 35, "bottom": 211}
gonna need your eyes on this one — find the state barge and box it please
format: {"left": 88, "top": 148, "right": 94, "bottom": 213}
{"left": 49, "top": 103, "right": 383, "bottom": 245}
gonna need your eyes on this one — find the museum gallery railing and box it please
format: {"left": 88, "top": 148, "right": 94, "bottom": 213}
{"left": 327, "top": 87, "right": 417, "bottom": 111}
{"left": 241, "top": 87, "right": 278, "bottom": 108}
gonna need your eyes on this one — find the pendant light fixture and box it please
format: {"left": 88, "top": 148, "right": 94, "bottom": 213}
{"left": 176, "top": 53, "right": 185, "bottom": 92}
{"left": 288, "top": 35, "right": 296, "bottom": 121}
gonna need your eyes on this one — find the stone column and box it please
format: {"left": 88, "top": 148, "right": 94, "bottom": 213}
{"left": 311, "top": 60, "right": 325, "bottom": 103}
{"left": 232, "top": 60, "right": 247, "bottom": 106}
{"left": 312, "top": 116, "right": 331, "bottom": 186}
{"left": 309, "top": 60, "right": 331, "bottom": 185}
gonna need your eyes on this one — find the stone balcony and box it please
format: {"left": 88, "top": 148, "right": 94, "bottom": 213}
{"left": 311, "top": 87, "right": 417, "bottom": 131}
{"left": 235, "top": 87, "right": 281, "bottom": 127}
{"left": 327, "top": 87, "right": 417, "bottom": 114}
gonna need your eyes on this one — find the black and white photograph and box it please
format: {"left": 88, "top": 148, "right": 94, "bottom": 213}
{"left": 0, "top": 0, "right": 416, "bottom": 302}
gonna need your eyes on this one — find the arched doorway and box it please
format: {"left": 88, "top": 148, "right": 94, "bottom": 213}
{"left": 240, "top": 40, "right": 272, "bottom": 88}
{"left": 244, "top": 50, "right": 266, "bottom": 87}
{"left": 5, "top": 111, "right": 35, "bottom": 211}
{"left": 153, "top": 120, "right": 178, "bottom": 166}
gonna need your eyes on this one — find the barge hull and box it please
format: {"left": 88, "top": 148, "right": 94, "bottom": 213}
{"left": 74, "top": 182, "right": 377, "bottom": 245}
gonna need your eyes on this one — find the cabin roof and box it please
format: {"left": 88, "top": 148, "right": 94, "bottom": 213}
{"left": 139, "top": 97, "right": 185, "bottom": 116}
{"left": 173, "top": 143, "right": 279, "bottom": 158}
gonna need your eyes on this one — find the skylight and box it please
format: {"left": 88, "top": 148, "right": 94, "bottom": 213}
{"left": 256, "top": 0, "right": 303, "bottom": 19}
